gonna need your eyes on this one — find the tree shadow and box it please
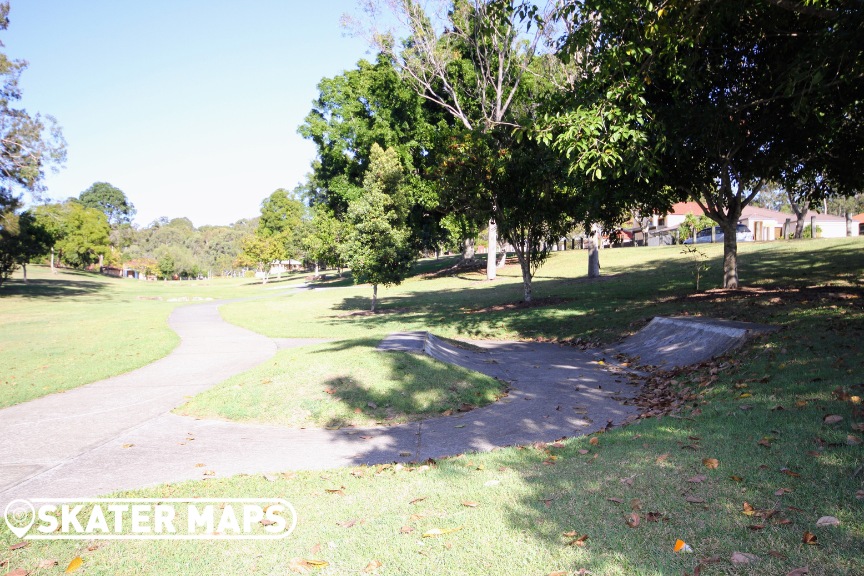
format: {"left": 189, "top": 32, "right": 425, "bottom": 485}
{"left": 0, "top": 277, "right": 108, "bottom": 299}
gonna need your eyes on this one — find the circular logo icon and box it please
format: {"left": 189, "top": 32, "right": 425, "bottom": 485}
{"left": 4, "top": 499, "right": 36, "bottom": 538}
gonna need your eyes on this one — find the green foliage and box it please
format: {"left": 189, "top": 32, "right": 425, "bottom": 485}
{"left": 802, "top": 224, "right": 822, "bottom": 239}
{"left": 303, "top": 205, "right": 346, "bottom": 270}
{"left": 78, "top": 182, "right": 136, "bottom": 226}
{"left": 0, "top": 2, "right": 66, "bottom": 203}
{"left": 343, "top": 145, "right": 416, "bottom": 307}
{"left": 0, "top": 207, "right": 52, "bottom": 285}
{"left": 678, "top": 213, "right": 715, "bottom": 243}
{"left": 33, "top": 201, "right": 110, "bottom": 268}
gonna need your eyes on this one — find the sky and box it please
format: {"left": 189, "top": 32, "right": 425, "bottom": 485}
{"left": 5, "top": 0, "right": 374, "bottom": 227}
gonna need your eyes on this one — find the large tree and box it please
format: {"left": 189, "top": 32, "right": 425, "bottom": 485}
{"left": 343, "top": 144, "right": 415, "bottom": 311}
{"left": 553, "top": 0, "right": 864, "bottom": 288}
{"left": 0, "top": 1, "right": 65, "bottom": 278}
{"left": 78, "top": 182, "right": 136, "bottom": 226}
{"left": 355, "top": 0, "right": 558, "bottom": 281}
{"left": 33, "top": 201, "right": 110, "bottom": 269}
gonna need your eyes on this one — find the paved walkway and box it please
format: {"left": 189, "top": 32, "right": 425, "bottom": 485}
{"left": 0, "top": 303, "right": 643, "bottom": 507}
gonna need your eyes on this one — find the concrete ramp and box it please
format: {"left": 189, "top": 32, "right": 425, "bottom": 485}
{"left": 616, "top": 316, "right": 776, "bottom": 368}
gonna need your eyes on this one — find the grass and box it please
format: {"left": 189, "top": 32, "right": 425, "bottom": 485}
{"left": 0, "top": 265, "right": 287, "bottom": 407}
{"left": 2, "top": 239, "right": 863, "bottom": 575}
{"left": 176, "top": 339, "right": 507, "bottom": 428}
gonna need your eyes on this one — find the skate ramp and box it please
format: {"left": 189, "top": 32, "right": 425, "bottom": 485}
{"left": 616, "top": 316, "right": 777, "bottom": 368}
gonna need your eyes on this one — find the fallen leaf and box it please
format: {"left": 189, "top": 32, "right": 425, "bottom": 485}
{"left": 747, "top": 524, "right": 766, "bottom": 531}
{"left": 768, "top": 550, "right": 787, "bottom": 559}
{"left": 606, "top": 497, "right": 623, "bottom": 503}
{"left": 337, "top": 519, "right": 357, "bottom": 528}
{"left": 589, "top": 437, "right": 599, "bottom": 446}
{"left": 422, "top": 526, "right": 463, "bottom": 538}
{"left": 775, "top": 488, "right": 793, "bottom": 496}
{"left": 326, "top": 487, "right": 346, "bottom": 496}
{"left": 646, "top": 511, "right": 663, "bottom": 522}
{"left": 65, "top": 557, "right": 83, "bottom": 573}
{"left": 802, "top": 531, "right": 818, "bottom": 545}
{"left": 780, "top": 468, "right": 800, "bottom": 477}
{"left": 461, "top": 501, "right": 478, "bottom": 508}
{"left": 548, "top": 572, "right": 568, "bottom": 576}
{"left": 619, "top": 476, "right": 635, "bottom": 486}
{"left": 122, "top": 443, "right": 134, "bottom": 448}
{"left": 363, "top": 559, "right": 382, "bottom": 573}
{"left": 37, "top": 559, "right": 58, "bottom": 568}
{"left": 730, "top": 552, "right": 758, "bottom": 565}
{"left": 856, "top": 490, "right": 864, "bottom": 500}
{"left": 685, "top": 495, "right": 705, "bottom": 503}
{"left": 409, "top": 497, "right": 426, "bottom": 505}
{"left": 673, "top": 539, "right": 692, "bottom": 553}
{"left": 815, "top": 516, "right": 840, "bottom": 527}
{"left": 687, "top": 474, "right": 707, "bottom": 483}
{"left": 851, "top": 422, "right": 864, "bottom": 431}
{"left": 566, "top": 534, "right": 589, "bottom": 547}
{"left": 9, "top": 542, "right": 28, "bottom": 551}
{"left": 202, "top": 469, "right": 215, "bottom": 476}
{"left": 655, "top": 453, "right": 670, "bottom": 463}
{"left": 578, "top": 449, "right": 589, "bottom": 455}
{"left": 399, "top": 525, "right": 414, "bottom": 534}
{"left": 5, "top": 569, "right": 27, "bottom": 576}
{"left": 757, "top": 439, "right": 772, "bottom": 448}
{"left": 625, "top": 513, "right": 640, "bottom": 528}
{"left": 823, "top": 414, "right": 843, "bottom": 424}
{"left": 742, "top": 502, "right": 756, "bottom": 516}
{"left": 786, "top": 568, "right": 809, "bottom": 576}
{"left": 630, "top": 498, "right": 642, "bottom": 511}
{"left": 702, "top": 458, "right": 719, "bottom": 469}
{"left": 311, "top": 543, "right": 321, "bottom": 555}
{"left": 846, "top": 435, "right": 861, "bottom": 446}
{"left": 729, "top": 475, "right": 744, "bottom": 482}
{"left": 288, "top": 558, "right": 329, "bottom": 573}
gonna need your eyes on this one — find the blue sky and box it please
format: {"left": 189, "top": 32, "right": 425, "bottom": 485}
{"left": 5, "top": 1, "right": 372, "bottom": 227}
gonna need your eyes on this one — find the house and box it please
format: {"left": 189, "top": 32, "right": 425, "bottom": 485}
{"left": 853, "top": 214, "right": 864, "bottom": 235}
{"left": 661, "top": 202, "right": 859, "bottom": 240}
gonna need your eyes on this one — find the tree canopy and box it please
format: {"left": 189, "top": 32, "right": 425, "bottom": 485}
{"left": 78, "top": 182, "right": 136, "bottom": 226}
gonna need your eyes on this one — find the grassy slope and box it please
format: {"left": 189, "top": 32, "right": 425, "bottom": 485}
{"left": 0, "top": 266, "right": 283, "bottom": 407}
{"left": 2, "top": 241, "right": 863, "bottom": 575}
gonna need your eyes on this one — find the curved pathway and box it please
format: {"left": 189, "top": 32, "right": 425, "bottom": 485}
{"left": 0, "top": 302, "right": 638, "bottom": 508}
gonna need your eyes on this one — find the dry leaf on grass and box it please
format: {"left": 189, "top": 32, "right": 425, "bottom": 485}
{"left": 64, "top": 557, "right": 83, "bottom": 573}
{"left": 5, "top": 569, "right": 27, "bottom": 576}
{"left": 815, "top": 516, "right": 839, "bottom": 527}
{"left": 625, "top": 513, "right": 640, "bottom": 528}
{"left": 702, "top": 458, "right": 719, "bottom": 469}
{"left": 786, "top": 568, "right": 809, "bottom": 576}
{"left": 823, "top": 414, "right": 843, "bottom": 424}
{"left": 9, "top": 542, "right": 28, "bottom": 551}
{"left": 687, "top": 474, "right": 707, "bottom": 483}
{"left": 422, "top": 526, "right": 462, "bottom": 538}
{"left": 802, "top": 531, "right": 819, "bottom": 545}
{"left": 461, "top": 501, "right": 478, "bottom": 508}
{"left": 399, "top": 526, "right": 414, "bottom": 534}
{"left": 730, "top": 552, "right": 758, "bottom": 565}
{"left": 288, "top": 558, "right": 329, "bottom": 573}
{"left": 589, "top": 437, "right": 599, "bottom": 446}
{"left": 363, "top": 560, "right": 382, "bottom": 573}
{"left": 409, "top": 497, "right": 426, "bottom": 505}
{"left": 685, "top": 495, "right": 705, "bottom": 503}
{"left": 606, "top": 497, "right": 623, "bottom": 504}
{"left": 37, "top": 559, "right": 58, "bottom": 568}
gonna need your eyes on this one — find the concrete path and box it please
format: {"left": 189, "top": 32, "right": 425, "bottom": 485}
{"left": 0, "top": 310, "right": 639, "bottom": 507}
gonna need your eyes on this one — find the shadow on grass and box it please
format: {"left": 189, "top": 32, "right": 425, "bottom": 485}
{"left": 320, "top": 241, "right": 864, "bottom": 344}
{"left": 0, "top": 276, "right": 108, "bottom": 299}
{"left": 306, "top": 337, "right": 505, "bottom": 429}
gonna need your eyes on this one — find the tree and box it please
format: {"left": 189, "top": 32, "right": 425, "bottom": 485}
{"left": 354, "top": 0, "right": 558, "bottom": 280}
{"left": 343, "top": 144, "right": 415, "bottom": 311}
{"left": 0, "top": 207, "right": 51, "bottom": 285}
{"left": 236, "top": 234, "right": 281, "bottom": 284}
{"left": 79, "top": 182, "right": 136, "bottom": 226}
{"left": 303, "top": 204, "right": 347, "bottom": 275}
{"left": 552, "top": 0, "right": 864, "bottom": 288}
{"left": 32, "top": 201, "right": 110, "bottom": 269}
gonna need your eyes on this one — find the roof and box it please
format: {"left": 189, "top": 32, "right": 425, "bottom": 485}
{"left": 669, "top": 201, "right": 704, "bottom": 215}
{"left": 853, "top": 213, "right": 864, "bottom": 223}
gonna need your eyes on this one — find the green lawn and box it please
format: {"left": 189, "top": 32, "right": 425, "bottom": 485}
{"left": 2, "top": 240, "right": 863, "bottom": 575}
{"left": 0, "top": 265, "right": 285, "bottom": 407}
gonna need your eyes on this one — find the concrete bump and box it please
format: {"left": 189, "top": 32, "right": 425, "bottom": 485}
{"left": 616, "top": 316, "right": 777, "bottom": 368}
{"left": 376, "top": 331, "right": 428, "bottom": 352}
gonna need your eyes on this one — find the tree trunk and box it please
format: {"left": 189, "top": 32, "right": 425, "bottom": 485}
{"left": 486, "top": 218, "right": 497, "bottom": 281}
{"left": 462, "top": 237, "right": 475, "bottom": 261}
{"left": 50, "top": 248, "right": 55, "bottom": 273}
{"left": 722, "top": 220, "right": 739, "bottom": 289}
{"left": 22, "top": 264, "right": 27, "bottom": 283}
{"left": 371, "top": 284, "right": 378, "bottom": 312}
{"left": 315, "top": 261, "right": 319, "bottom": 276}
{"left": 518, "top": 255, "right": 532, "bottom": 303}
{"left": 497, "top": 245, "right": 507, "bottom": 268}
{"left": 788, "top": 191, "right": 808, "bottom": 239}
{"left": 587, "top": 229, "right": 600, "bottom": 278}
{"left": 98, "top": 253, "right": 104, "bottom": 268}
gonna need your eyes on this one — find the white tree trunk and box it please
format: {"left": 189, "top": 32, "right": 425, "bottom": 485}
{"left": 587, "top": 226, "right": 601, "bottom": 278}
{"left": 371, "top": 284, "right": 378, "bottom": 312}
{"left": 486, "top": 219, "right": 497, "bottom": 280}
